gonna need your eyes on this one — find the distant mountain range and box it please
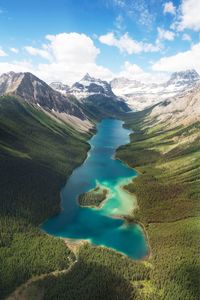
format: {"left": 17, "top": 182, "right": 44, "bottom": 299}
{"left": 0, "top": 69, "right": 199, "bottom": 129}
{"left": 111, "top": 69, "right": 200, "bottom": 111}
{"left": 69, "top": 73, "right": 114, "bottom": 99}
{"left": 50, "top": 73, "right": 130, "bottom": 118}
{"left": 0, "top": 71, "right": 86, "bottom": 118}
{"left": 0, "top": 71, "right": 130, "bottom": 132}
{"left": 49, "top": 69, "right": 200, "bottom": 112}
{"left": 149, "top": 81, "right": 200, "bottom": 127}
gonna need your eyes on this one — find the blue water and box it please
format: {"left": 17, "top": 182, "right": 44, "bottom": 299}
{"left": 42, "top": 119, "right": 148, "bottom": 259}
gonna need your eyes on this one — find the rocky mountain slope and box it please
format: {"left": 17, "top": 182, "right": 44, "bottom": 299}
{"left": 0, "top": 94, "right": 91, "bottom": 299}
{"left": 111, "top": 69, "right": 200, "bottom": 111}
{"left": 51, "top": 73, "right": 130, "bottom": 118}
{"left": 149, "top": 81, "right": 200, "bottom": 127}
{"left": 50, "top": 82, "right": 70, "bottom": 94}
{"left": 69, "top": 73, "right": 115, "bottom": 99}
{"left": 116, "top": 79, "right": 200, "bottom": 300}
{"left": 0, "top": 72, "right": 93, "bottom": 132}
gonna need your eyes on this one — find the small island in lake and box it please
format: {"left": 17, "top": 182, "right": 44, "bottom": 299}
{"left": 78, "top": 185, "right": 109, "bottom": 208}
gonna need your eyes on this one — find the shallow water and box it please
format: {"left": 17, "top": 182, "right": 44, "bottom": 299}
{"left": 42, "top": 119, "right": 148, "bottom": 259}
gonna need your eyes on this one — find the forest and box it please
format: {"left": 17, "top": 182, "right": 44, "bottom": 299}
{"left": 0, "top": 96, "right": 199, "bottom": 299}
{"left": 0, "top": 96, "right": 91, "bottom": 299}
{"left": 78, "top": 186, "right": 108, "bottom": 207}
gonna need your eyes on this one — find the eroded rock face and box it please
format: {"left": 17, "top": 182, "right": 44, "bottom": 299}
{"left": 165, "top": 69, "right": 200, "bottom": 87}
{"left": 111, "top": 69, "right": 200, "bottom": 111}
{"left": 70, "top": 73, "right": 115, "bottom": 99}
{"left": 149, "top": 82, "right": 200, "bottom": 127}
{"left": 50, "top": 82, "right": 70, "bottom": 94}
{"left": 0, "top": 71, "right": 87, "bottom": 120}
{"left": 68, "top": 73, "right": 130, "bottom": 115}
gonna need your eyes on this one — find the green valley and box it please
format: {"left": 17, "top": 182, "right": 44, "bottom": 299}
{"left": 0, "top": 96, "right": 91, "bottom": 299}
{"left": 116, "top": 109, "right": 200, "bottom": 299}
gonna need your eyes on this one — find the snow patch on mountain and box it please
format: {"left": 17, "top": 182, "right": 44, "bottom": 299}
{"left": 111, "top": 69, "right": 200, "bottom": 111}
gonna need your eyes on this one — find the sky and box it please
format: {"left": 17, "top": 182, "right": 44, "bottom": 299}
{"left": 0, "top": 0, "right": 200, "bottom": 84}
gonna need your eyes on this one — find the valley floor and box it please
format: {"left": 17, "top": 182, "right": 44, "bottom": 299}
{"left": 1, "top": 96, "right": 199, "bottom": 300}
{"left": 116, "top": 111, "right": 200, "bottom": 299}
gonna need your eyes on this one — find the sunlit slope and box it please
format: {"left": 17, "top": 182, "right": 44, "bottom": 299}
{"left": 116, "top": 100, "right": 200, "bottom": 299}
{"left": 0, "top": 95, "right": 90, "bottom": 299}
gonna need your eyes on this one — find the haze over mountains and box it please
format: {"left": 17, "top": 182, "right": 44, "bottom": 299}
{"left": 49, "top": 69, "right": 200, "bottom": 112}
{"left": 0, "top": 71, "right": 130, "bottom": 132}
{"left": 0, "top": 68, "right": 199, "bottom": 300}
{"left": 51, "top": 73, "right": 130, "bottom": 118}
{"left": 111, "top": 69, "right": 200, "bottom": 111}
{"left": 0, "top": 69, "right": 199, "bottom": 131}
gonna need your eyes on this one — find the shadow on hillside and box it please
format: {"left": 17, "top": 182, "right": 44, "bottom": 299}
{"left": 35, "top": 259, "right": 136, "bottom": 300}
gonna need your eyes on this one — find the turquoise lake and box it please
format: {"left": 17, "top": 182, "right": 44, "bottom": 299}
{"left": 42, "top": 119, "right": 148, "bottom": 259}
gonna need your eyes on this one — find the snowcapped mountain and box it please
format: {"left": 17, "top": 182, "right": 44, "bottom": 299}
{"left": 0, "top": 72, "right": 93, "bottom": 132}
{"left": 149, "top": 81, "right": 200, "bottom": 127}
{"left": 0, "top": 71, "right": 129, "bottom": 130}
{"left": 164, "top": 69, "right": 200, "bottom": 88}
{"left": 50, "top": 73, "right": 130, "bottom": 117}
{"left": 111, "top": 69, "right": 200, "bottom": 111}
{"left": 0, "top": 72, "right": 85, "bottom": 118}
{"left": 50, "top": 82, "right": 70, "bottom": 94}
{"left": 69, "top": 73, "right": 130, "bottom": 116}
{"left": 69, "top": 73, "right": 115, "bottom": 99}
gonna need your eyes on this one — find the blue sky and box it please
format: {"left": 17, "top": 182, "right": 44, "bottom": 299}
{"left": 0, "top": 0, "right": 200, "bottom": 84}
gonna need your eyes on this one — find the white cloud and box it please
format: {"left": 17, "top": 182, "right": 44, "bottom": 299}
{"left": 25, "top": 46, "right": 51, "bottom": 60}
{"left": 118, "top": 61, "right": 169, "bottom": 83}
{"left": 152, "top": 42, "right": 200, "bottom": 73}
{"left": 177, "top": 0, "right": 200, "bottom": 31}
{"left": 157, "top": 27, "right": 175, "bottom": 42}
{"left": 0, "top": 60, "right": 33, "bottom": 73}
{"left": 120, "top": 61, "right": 145, "bottom": 77}
{"left": 10, "top": 47, "right": 19, "bottom": 54}
{"left": 0, "top": 32, "right": 113, "bottom": 84}
{"left": 99, "top": 32, "right": 161, "bottom": 54}
{"left": 0, "top": 48, "right": 7, "bottom": 57}
{"left": 163, "top": 1, "right": 176, "bottom": 15}
{"left": 108, "top": 0, "right": 156, "bottom": 28}
{"left": 113, "top": 0, "right": 126, "bottom": 7}
{"left": 182, "top": 33, "right": 191, "bottom": 41}
{"left": 37, "top": 32, "right": 114, "bottom": 84}
{"left": 45, "top": 33, "right": 100, "bottom": 64}
{"left": 114, "top": 14, "right": 125, "bottom": 30}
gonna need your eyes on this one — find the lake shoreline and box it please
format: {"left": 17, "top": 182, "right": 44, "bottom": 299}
{"left": 42, "top": 119, "right": 149, "bottom": 260}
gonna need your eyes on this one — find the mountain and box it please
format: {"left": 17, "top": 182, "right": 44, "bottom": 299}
{"left": 50, "top": 81, "right": 70, "bottom": 94}
{"left": 116, "top": 75, "right": 200, "bottom": 300}
{"left": 111, "top": 69, "right": 200, "bottom": 111}
{"left": 70, "top": 73, "right": 114, "bottom": 99}
{"left": 0, "top": 72, "right": 93, "bottom": 132}
{"left": 0, "top": 94, "right": 91, "bottom": 299}
{"left": 52, "top": 73, "right": 131, "bottom": 118}
{"left": 0, "top": 72, "right": 83, "bottom": 117}
{"left": 150, "top": 81, "right": 200, "bottom": 127}
{"left": 165, "top": 69, "right": 200, "bottom": 87}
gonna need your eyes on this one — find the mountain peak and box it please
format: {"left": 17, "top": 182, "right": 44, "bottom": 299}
{"left": 169, "top": 69, "right": 200, "bottom": 82}
{"left": 0, "top": 71, "right": 87, "bottom": 120}
{"left": 81, "top": 73, "right": 94, "bottom": 82}
{"left": 71, "top": 73, "right": 115, "bottom": 99}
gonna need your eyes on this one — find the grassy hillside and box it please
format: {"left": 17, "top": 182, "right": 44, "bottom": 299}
{"left": 1, "top": 95, "right": 199, "bottom": 300}
{"left": 20, "top": 109, "right": 200, "bottom": 300}
{"left": 0, "top": 96, "right": 91, "bottom": 299}
{"left": 83, "top": 94, "right": 130, "bottom": 120}
{"left": 116, "top": 111, "right": 200, "bottom": 299}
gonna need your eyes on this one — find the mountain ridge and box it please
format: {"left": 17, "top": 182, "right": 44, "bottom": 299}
{"left": 111, "top": 69, "right": 200, "bottom": 111}
{"left": 0, "top": 71, "right": 87, "bottom": 119}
